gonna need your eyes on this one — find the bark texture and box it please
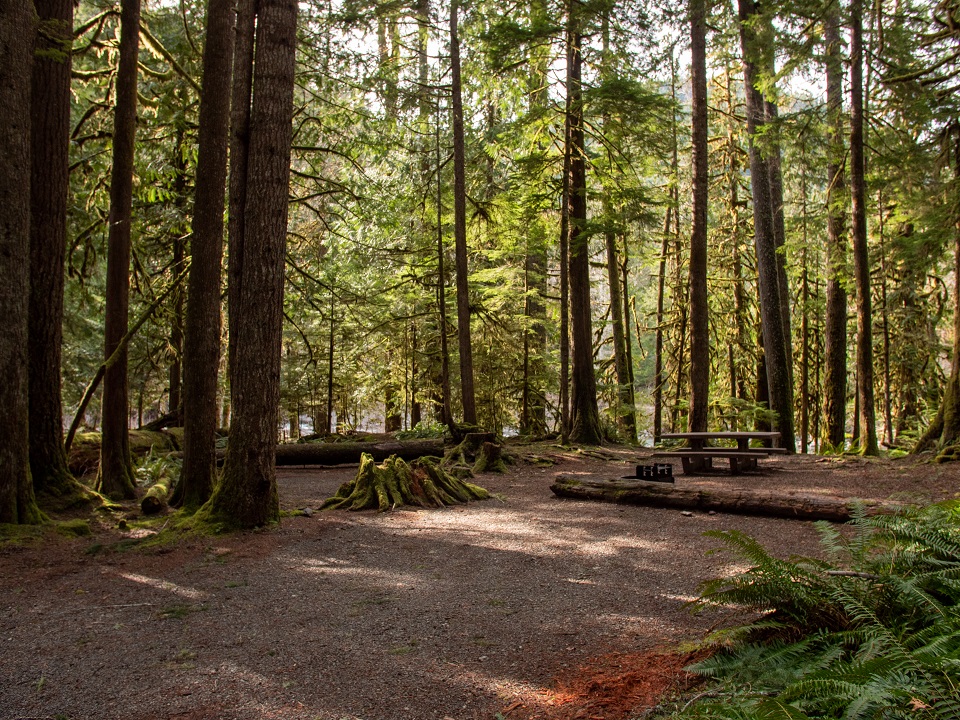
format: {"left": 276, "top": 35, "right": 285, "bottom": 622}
{"left": 228, "top": 0, "right": 257, "bottom": 383}
{"left": 823, "top": 8, "right": 848, "bottom": 450}
{"left": 450, "top": 0, "right": 476, "bottom": 426}
{"left": 179, "top": 0, "right": 237, "bottom": 510}
{"left": 849, "top": 0, "right": 879, "bottom": 455}
{"left": 98, "top": 0, "right": 141, "bottom": 500}
{"left": 29, "top": 0, "right": 79, "bottom": 498}
{"left": 567, "top": 4, "right": 602, "bottom": 445}
{"left": 688, "top": 0, "right": 710, "bottom": 433}
{"left": 738, "top": 0, "right": 795, "bottom": 451}
{"left": 0, "top": 0, "right": 42, "bottom": 524}
{"left": 207, "top": 0, "right": 297, "bottom": 528}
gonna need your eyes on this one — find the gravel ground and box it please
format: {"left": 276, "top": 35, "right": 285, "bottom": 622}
{"left": 1, "top": 445, "right": 954, "bottom": 720}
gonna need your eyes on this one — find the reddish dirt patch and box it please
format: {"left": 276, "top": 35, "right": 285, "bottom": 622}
{"left": 506, "top": 649, "right": 707, "bottom": 720}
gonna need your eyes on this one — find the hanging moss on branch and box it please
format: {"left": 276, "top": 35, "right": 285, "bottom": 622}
{"left": 321, "top": 453, "right": 490, "bottom": 512}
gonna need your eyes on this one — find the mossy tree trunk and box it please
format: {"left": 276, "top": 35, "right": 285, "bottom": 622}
{"left": 29, "top": 0, "right": 89, "bottom": 504}
{"left": 0, "top": 0, "right": 43, "bottom": 524}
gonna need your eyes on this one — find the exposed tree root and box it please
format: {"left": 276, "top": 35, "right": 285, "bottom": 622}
{"left": 321, "top": 453, "right": 490, "bottom": 511}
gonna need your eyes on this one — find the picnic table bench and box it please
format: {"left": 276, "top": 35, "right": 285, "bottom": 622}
{"left": 653, "top": 431, "right": 783, "bottom": 475}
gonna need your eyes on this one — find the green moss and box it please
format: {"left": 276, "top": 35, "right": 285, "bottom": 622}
{"left": 56, "top": 519, "right": 91, "bottom": 537}
{"left": 0, "top": 522, "right": 45, "bottom": 546}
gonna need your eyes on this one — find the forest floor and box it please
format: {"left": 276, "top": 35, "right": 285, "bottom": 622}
{"left": 2, "top": 443, "right": 957, "bottom": 720}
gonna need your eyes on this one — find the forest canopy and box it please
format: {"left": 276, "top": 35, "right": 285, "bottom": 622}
{"left": 2, "top": 0, "right": 959, "bottom": 524}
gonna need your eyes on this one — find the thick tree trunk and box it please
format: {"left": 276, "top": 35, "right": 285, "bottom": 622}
{"left": 551, "top": 475, "right": 902, "bottom": 522}
{"left": 739, "top": 0, "right": 795, "bottom": 452}
{"left": 228, "top": 0, "right": 257, "bottom": 384}
{"left": 0, "top": 0, "right": 42, "bottom": 524}
{"left": 450, "top": 0, "right": 476, "bottom": 427}
{"left": 567, "top": 4, "right": 602, "bottom": 445}
{"left": 29, "top": 0, "right": 79, "bottom": 498}
{"left": 98, "top": 0, "right": 142, "bottom": 500}
{"left": 928, "top": 125, "right": 960, "bottom": 457}
{"left": 688, "top": 0, "right": 709, "bottom": 433}
{"left": 849, "top": 0, "right": 879, "bottom": 455}
{"left": 823, "top": 6, "right": 848, "bottom": 450}
{"left": 206, "top": 0, "right": 297, "bottom": 529}
{"left": 178, "top": 0, "right": 237, "bottom": 510}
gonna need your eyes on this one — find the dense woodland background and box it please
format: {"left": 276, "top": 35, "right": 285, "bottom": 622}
{"left": 2, "top": 0, "right": 959, "bottom": 526}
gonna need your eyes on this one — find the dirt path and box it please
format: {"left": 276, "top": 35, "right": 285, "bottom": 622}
{"left": 1, "top": 446, "right": 954, "bottom": 720}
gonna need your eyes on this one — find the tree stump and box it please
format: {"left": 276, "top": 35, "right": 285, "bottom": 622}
{"left": 473, "top": 441, "right": 507, "bottom": 474}
{"left": 321, "top": 453, "right": 490, "bottom": 512}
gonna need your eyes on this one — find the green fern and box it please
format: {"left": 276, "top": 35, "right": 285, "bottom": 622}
{"left": 669, "top": 505, "right": 960, "bottom": 720}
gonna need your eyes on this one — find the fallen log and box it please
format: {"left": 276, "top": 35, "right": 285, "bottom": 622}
{"left": 550, "top": 474, "right": 906, "bottom": 522}
{"left": 274, "top": 439, "right": 444, "bottom": 466}
{"left": 140, "top": 478, "right": 171, "bottom": 514}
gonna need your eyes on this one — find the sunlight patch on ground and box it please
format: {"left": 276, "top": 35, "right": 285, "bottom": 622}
{"left": 297, "top": 558, "right": 420, "bottom": 589}
{"left": 383, "top": 508, "right": 672, "bottom": 559}
{"left": 115, "top": 571, "right": 208, "bottom": 600}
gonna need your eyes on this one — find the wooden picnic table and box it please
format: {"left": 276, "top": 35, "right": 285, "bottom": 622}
{"left": 653, "top": 431, "right": 783, "bottom": 475}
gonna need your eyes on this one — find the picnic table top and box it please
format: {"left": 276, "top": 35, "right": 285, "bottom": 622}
{"left": 660, "top": 431, "right": 781, "bottom": 440}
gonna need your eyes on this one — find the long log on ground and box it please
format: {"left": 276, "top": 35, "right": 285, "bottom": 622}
{"left": 550, "top": 474, "right": 906, "bottom": 522}
{"left": 275, "top": 439, "right": 445, "bottom": 466}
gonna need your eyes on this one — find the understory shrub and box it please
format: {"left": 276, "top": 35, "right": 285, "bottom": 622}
{"left": 671, "top": 505, "right": 960, "bottom": 720}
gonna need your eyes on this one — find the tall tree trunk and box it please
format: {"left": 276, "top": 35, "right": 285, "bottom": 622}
{"left": 605, "top": 229, "right": 636, "bottom": 440}
{"left": 823, "top": 5, "right": 848, "bottom": 450}
{"left": 206, "top": 0, "right": 297, "bottom": 528}
{"left": 654, "top": 206, "right": 670, "bottom": 443}
{"left": 600, "top": 15, "right": 635, "bottom": 442}
{"left": 435, "top": 103, "right": 454, "bottom": 430}
{"left": 739, "top": 0, "right": 795, "bottom": 451}
{"left": 939, "top": 127, "right": 960, "bottom": 448}
{"left": 449, "top": 0, "right": 476, "bottom": 426}
{"left": 878, "top": 194, "right": 893, "bottom": 446}
{"left": 168, "top": 127, "right": 187, "bottom": 423}
{"left": 688, "top": 0, "right": 709, "bottom": 433}
{"left": 799, "top": 144, "right": 810, "bottom": 454}
{"left": 228, "top": 0, "right": 257, "bottom": 385}
{"left": 0, "top": 0, "right": 42, "bottom": 524}
{"left": 764, "top": 98, "right": 794, "bottom": 394}
{"left": 849, "top": 0, "right": 879, "bottom": 455}
{"left": 98, "top": 0, "right": 142, "bottom": 499}
{"left": 178, "top": 0, "right": 236, "bottom": 510}
{"left": 521, "top": 0, "right": 548, "bottom": 437}
{"left": 559, "top": 99, "right": 571, "bottom": 443}
{"left": 918, "top": 124, "right": 960, "bottom": 455}
{"left": 29, "top": 0, "right": 78, "bottom": 497}
{"left": 567, "top": 1, "right": 602, "bottom": 445}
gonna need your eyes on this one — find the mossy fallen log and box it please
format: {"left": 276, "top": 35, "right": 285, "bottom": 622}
{"left": 140, "top": 478, "right": 171, "bottom": 515}
{"left": 322, "top": 453, "right": 490, "bottom": 511}
{"left": 550, "top": 474, "right": 906, "bottom": 522}
{"left": 276, "top": 439, "right": 444, "bottom": 466}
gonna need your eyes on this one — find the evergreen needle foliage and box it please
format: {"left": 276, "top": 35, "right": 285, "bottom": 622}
{"left": 671, "top": 505, "right": 960, "bottom": 720}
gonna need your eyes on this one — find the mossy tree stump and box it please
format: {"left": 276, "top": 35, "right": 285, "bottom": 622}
{"left": 321, "top": 453, "right": 490, "bottom": 512}
{"left": 444, "top": 432, "right": 509, "bottom": 475}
